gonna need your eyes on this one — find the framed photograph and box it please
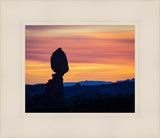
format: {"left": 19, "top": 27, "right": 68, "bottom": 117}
{"left": 0, "top": 0, "right": 160, "bottom": 138}
{"left": 25, "top": 24, "right": 135, "bottom": 113}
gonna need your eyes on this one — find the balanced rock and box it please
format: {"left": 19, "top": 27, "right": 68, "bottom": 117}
{"left": 44, "top": 48, "right": 69, "bottom": 106}
{"left": 51, "top": 48, "right": 69, "bottom": 74}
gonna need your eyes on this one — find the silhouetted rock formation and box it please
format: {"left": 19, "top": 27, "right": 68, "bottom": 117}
{"left": 44, "top": 48, "right": 69, "bottom": 106}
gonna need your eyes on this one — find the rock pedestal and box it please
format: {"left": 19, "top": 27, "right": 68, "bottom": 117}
{"left": 44, "top": 73, "right": 65, "bottom": 105}
{"left": 44, "top": 48, "right": 69, "bottom": 106}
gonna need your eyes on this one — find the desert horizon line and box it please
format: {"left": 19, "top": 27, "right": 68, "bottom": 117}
{"left": 26, "top": 78, "right": 135, "bottom": 85}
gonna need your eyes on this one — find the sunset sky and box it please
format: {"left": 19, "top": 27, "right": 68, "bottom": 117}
{"left": 25, "top": 25, "right": 135, "bottom": 84}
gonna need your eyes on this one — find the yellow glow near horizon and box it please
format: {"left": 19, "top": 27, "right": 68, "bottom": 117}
{"left": 25, "top": 60, "right": 134, "bottom": 84}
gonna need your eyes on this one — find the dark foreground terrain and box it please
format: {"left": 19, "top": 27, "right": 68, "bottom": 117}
{"left": 25, "top": 80, "right": 135, "bottom": 113}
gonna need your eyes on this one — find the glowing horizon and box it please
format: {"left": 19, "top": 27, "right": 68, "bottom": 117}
{"left": 25, "top": 25, "right": 135, "bottom": 84}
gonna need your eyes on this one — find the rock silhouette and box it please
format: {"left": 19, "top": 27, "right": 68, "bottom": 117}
{"left": 44, "top": 48, "right": 69, "bottom": 106}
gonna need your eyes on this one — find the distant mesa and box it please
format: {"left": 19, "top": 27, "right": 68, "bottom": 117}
{"left": 116, "top": 78, "right": 135, "bottom": 83}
